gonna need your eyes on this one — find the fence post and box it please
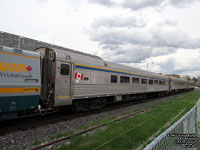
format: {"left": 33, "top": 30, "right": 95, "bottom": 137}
{"left": 197, "top": 99, "right": 200, "bottom": 135}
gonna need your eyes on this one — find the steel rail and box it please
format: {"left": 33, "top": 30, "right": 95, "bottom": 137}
{"left": 30, "top": 107, "right": 151, "bottom": 150}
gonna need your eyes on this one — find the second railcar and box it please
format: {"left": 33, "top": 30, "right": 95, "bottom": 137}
{"left": 36, "top": 47, "right": 170, "bottom": 111}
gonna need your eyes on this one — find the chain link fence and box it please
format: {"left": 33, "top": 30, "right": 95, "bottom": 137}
{"left": 144, "top": 99, "right": 200, "bottom": 150}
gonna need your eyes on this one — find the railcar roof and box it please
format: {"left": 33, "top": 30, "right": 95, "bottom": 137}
{"left": 169, "top": 76, "right": 188, "bottom": 82}
{"left": 53, "top": 47, "right": 103, "bottom": 63}
{"left": 105, "top": 61, "right": 169, "bottom": 79}
{"left": 1, "top": 45, "right": 40, "bottom": 58}
{"left": 48, "top": 46, "right": 102, "bottom": 60}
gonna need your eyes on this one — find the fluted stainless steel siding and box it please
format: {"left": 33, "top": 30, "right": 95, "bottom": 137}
{"left": 73, "top": 84, "right": 169, "bottom": 98}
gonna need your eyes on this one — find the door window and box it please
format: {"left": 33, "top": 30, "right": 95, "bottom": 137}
{"left": 60, "top": 64, "right": 69, "bottom": 75}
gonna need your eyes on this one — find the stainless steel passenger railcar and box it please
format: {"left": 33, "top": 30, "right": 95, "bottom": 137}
{"left": 35, "top": 47, "right": 194, "bottom": 112}
{"left": 169, "top": 76, "right": 189, "bottom": 93}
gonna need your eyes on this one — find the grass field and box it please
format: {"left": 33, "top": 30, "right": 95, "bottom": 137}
{"left": 52, "top": 90, "right": 200, "bottom": 150}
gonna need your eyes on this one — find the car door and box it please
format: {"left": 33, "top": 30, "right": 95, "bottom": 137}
{"left": 55, "top": 61, "right": 72, "bottom": 106}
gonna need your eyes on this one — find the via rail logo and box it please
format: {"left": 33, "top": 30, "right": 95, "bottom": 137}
{"left": 0, "top": 62, "right": 32, "bottom": 73}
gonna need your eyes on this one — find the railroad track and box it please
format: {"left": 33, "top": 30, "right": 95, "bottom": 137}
{"left": 0, "top": 98, "right": 149, "bottom": 135}
{"left": 0, "top": 93, "right": 184, "bottom": 136}
{"left": 30, "top": 107, "right": 151, "bottom": 150}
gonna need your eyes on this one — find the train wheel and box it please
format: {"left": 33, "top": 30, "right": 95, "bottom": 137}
{"left": 74, "top": 100, "right": 89, "bottom": 112}
{"left": 89, "top": 98, "right": 106, "bottom": 110}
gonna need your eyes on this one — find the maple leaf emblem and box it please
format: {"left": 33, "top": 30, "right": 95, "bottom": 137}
{"left": 26, "top": 65, "right": 32, "bottom": 72}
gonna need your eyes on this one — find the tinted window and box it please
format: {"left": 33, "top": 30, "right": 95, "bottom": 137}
{"left": 154, "top": 80, "right": 158, "bottom": 84}
{"left": 84, "top": 77, "right": 89, "bottom": 80}
{"left": 132, "top": 77, "right": 140, "bottom": 84}
{"left": 120, "top": 76, "right": 130, "bottom": 83}
{"left": 141, "top": 78, "right": 147, "bottom": 84}
{"left": 148, "top": 79, "right": 153, "bottom": 84}
{"left": 60, "top": 64, "right": 69, "bottom": 75}
{"left": 159, "top": 81, "right": 162, "bottom": 85}
{"left": 163, "top": 81, "right": 165, "bottom": 85}
{"left": 111, "top": 75, "right": 117, "bottom": 83}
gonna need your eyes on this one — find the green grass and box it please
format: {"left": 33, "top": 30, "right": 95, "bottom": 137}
{"left": 33, "top": 139, "right": 42, "bottom": 146}
{"left": 17, "top": 144, "right": 27, "bottom": 150}
{"left": 56, "top": 91, "right": 200, "bottom": 150}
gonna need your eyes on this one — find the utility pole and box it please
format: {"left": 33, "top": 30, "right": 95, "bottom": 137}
{"left": 147, "top": 62, "right": 154, "bottom": 71}
{"left": 18, "top": 36, "right": 21, "bottom": 49}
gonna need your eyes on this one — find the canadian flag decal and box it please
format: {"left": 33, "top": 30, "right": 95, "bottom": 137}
{"left": 26, "top": 65, "right": 32, "bottom": 72}
{"left": 75, "top": 72, "right": 83, "bottom": 80}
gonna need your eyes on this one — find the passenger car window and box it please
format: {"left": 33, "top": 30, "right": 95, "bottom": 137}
{"left": 154, "top": 80, "right": 158, "bottom": 84}
{"left": 132, "top": 77, "right": 140, "bottom": 84}
{"left": 141, "top": 78, "right": 147, "bottom": 84}
{"left": 159, "top": 81, "right": 162, "bottom": 85}
{"left": 111, "top": 75, "right": 117, "bottom": 83}
{"left": 120, "top": 76, "right": 130, "bottom": 83}
{"left": 148, "top": 79, "right": 153, "bottom": 84}
{"left": 60, "top": 64, "right": 69, "bottom": 75}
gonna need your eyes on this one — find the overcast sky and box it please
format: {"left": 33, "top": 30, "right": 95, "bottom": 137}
{"left": 0, "top": 0, "right": 200, "bottom": 77}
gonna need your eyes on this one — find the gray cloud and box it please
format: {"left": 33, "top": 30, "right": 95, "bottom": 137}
{"left": 88, "top": 0, "right": 116, "bottom": 7}
{"left": 159, "top": 58, "right": 176, "bottom": 73}
{"left": 168, "top": 0, "right": 200, "bottom": 7}
{"left": 99, "top": 43, "right": 178, "bottom": 64}
{"left": 148, "top": 49, "right": 200, "bottom": 75}
{"left": 102, "top": 46, "right": 153, "bottom": 63}
{"left": 87, "top": 0, "right": 200, "bottom": 76}
{"left": 88, "top": 0, "right": 164, "bottom": 9}
{"left": 88, "top": 0, "right": 200, "bottom": 10}
{"left": 151, "top": 47, "right": 176, "bottom": 56}
{"left": 92, "top": 16, "right": 146, "bottom": 28}
{"left": 158, "top": 57, "right": 200, "bottom": 74}
{"left": 158, "top": 20, "right": 177, "bottom": 27}
{"left": 91, "top": 28, "right": 154, "bottom": 48}
{"left": 91, "top": 27, "right": 200, "bottom": 50}
{"left": 122, "top": 0, "right": 163, "bottom": 10}
{"left": 152, "top": 30, "right": 200, "bottom": 49}
{"left": 90, "top": 16, "right": 200, "bottom": 64}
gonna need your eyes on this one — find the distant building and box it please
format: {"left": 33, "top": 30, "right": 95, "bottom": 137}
{"left": 165, "top": 74, "right": 180, "bottom": 78}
